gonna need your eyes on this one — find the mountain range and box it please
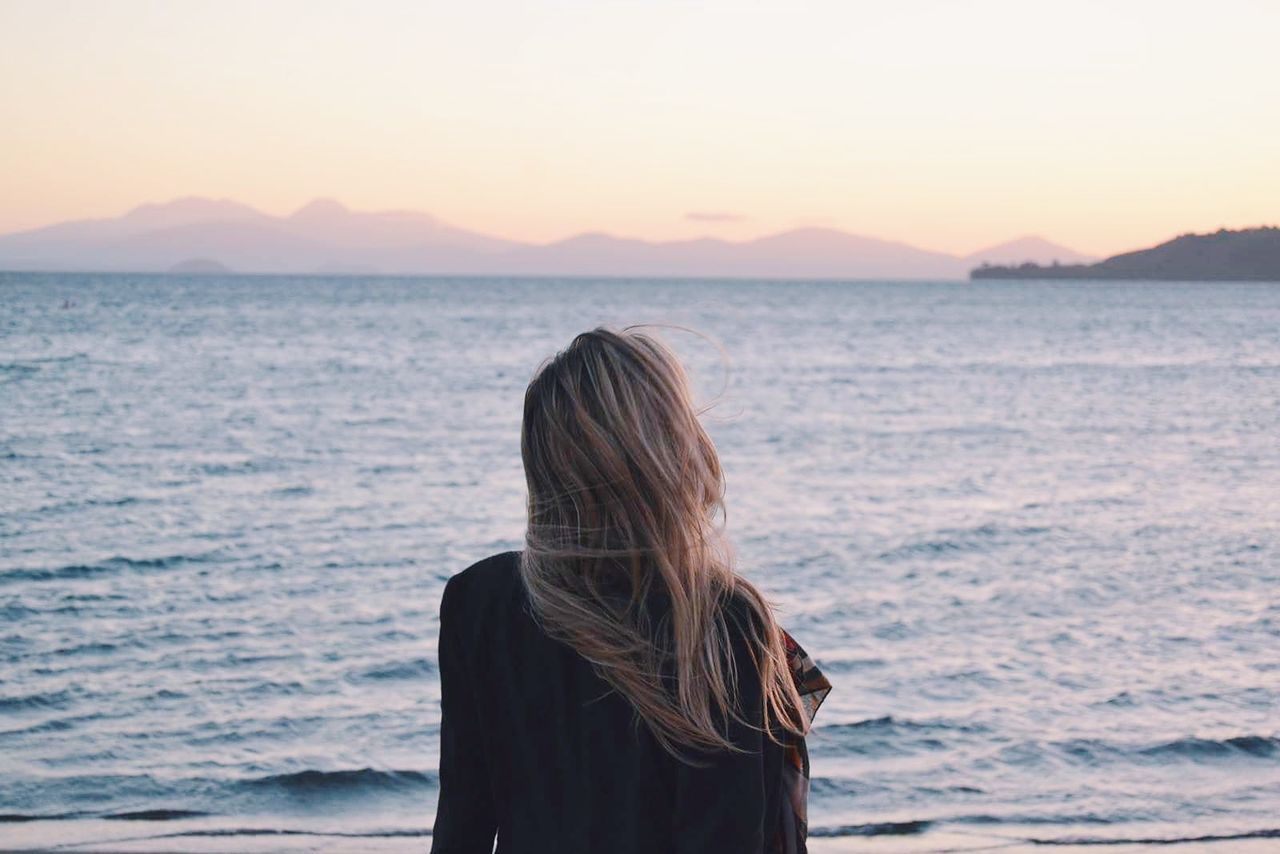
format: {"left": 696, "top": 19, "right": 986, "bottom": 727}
{"left": 0, "top": 197, "right": 1096, "bottom": 280}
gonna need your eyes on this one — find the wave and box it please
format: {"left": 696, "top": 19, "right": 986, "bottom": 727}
{"left": 1025, "top": 828, "right": 1280, "bottom": 846}
{"left": 349, "top": 658, "right": 436, "bottom": 681}
{"left": 0, "top": 811, "right": 87, "bottom": 822}
{"left": 818, "top": 715, "right": 988, "bottom": 734}
{"left": 102, "top": 827, "right": 433, "bottom": 839}
{"left": 0, "top": 355, "right": 86, "bottom": 380}
{"left": 0, "top": 363, "right": 40, "bottom": 383}
{"left": 952, "top": 812, "right": 1133, "bottom": 826}
{"left": 0, "top": 769, "right": 437, "bottom": 827}
{"left": 876, "top": 523, "right": 1055, "bottom": 561}
{"left": 1, "top": 601, "right": 38, "bottom": 620}
{"left": 197, "top": 458, "right": 286, "bottom": 477}
{"left": 243, "top": 768, "right": 436, "bottom": 793}
{"left": 0, "top": 551, "right": 219, "bottom": 585}
{"left": 810, "top": 820, "right": 931, "bottom": 837}
{"left": 105, "top": 809, "right": 211, "bottom": 821}
{"left": 811, "top": 721, "right": 1280, "bottom": 765}
{"left": 0, "top": 688, "right": 77, "bottom": 713}
{"left": 32, "top": 496, "right": 145, "bottom": 514}
{"left": 810, "top": 820, "right": 1280, "bottom": 844}
{"left": 811, "top": 716, "right": 990, "bottom": 759}
{"left": 1139, "top": 735, "right": 1280, "bottom": 759}
{"left": 269, "top": 485, "right": 314, "bottom": 497}
{"left": 0, "top": 717, "right": 77, "bottom": 738}
{"left": 1040, "top": 734, "right": 1280, "bottom": 765}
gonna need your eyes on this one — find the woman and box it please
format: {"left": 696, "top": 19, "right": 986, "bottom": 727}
{"left": 431, "top": 325, "right": 830, "bottom": 854}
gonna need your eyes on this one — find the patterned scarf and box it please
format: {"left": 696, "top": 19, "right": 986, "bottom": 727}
{"left": 769, "top": 629, "right": 831, "bottom": 854}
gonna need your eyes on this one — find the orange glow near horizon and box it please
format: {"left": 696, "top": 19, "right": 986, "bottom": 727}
{"left": 1, "top": 0, "right": 1277, "bottom": 258}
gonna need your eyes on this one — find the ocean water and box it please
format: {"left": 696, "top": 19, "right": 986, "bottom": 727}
{"left": 1, "top": 272, "right": 1278, "bottom": 852}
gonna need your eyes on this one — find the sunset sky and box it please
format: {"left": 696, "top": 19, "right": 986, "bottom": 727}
{"left": 1, "top": 0, "right": 1276, "bottom": 256}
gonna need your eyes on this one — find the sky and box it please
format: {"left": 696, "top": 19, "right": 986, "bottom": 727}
{"left": 1, "top": 0, "right": 1277, "bottom": 256}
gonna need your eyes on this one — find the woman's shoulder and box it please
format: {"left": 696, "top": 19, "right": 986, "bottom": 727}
{"left": 440, "top": 549, "right": 522, "bottom": 614}
{"left": 720, "top": 585, "right": 768, "bottom": 636}
{"left": 715, "top": 587, "right": 773, "bottom": 677}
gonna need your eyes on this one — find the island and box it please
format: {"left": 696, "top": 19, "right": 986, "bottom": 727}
{"left": 168, "top": 257, "right": 233, "bottom": 274}
{"left": 971, "top": 226, "right": 1280, "bottom": 281}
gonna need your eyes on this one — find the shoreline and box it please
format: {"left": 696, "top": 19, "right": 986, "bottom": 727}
{"left": 4, "top": 828, "right": 1279, "bottom": 854}
{"left": 5, "top": 842, "right": 1280, "bottom": 854}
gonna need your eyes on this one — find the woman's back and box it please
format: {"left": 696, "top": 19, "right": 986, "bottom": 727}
{"left": 430, "top": 550, "right": 787, "bottom": 854}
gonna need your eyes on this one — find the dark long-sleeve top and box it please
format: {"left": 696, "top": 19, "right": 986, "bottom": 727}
{"left": 430, "top": 550, "right": 786, "bottom": 854}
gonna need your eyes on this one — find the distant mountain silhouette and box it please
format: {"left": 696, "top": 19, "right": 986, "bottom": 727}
{"left": 0, "top": 198, "right": 520, "bottom": 275}
{"left": 495, "top": 227, "right": 967, "bottom": 279}
{"left": 964, "top": 235, "right": 1097, "bottom": 267}
{"left": 0, "top": 196, "right": 1089, "bottom": 280}
{"left": 284, "top": 198, "right": 518, "bottom": 254}
{"left": 971, "top": 227, "right": 1280, "bottom": 281}
{"left": 168, "top": 258, "right": 233, "bottom": 274}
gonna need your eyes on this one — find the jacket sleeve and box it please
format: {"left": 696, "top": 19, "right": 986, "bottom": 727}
{"left": 671, "top": 606, "right": 771, "bottom": 854}
{"left": 430, "top": 575, "right": 498, "bottom": 854}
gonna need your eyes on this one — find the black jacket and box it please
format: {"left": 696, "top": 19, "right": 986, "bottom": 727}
{"left": 430, "top": 550, "right": 786, "bottom": 854}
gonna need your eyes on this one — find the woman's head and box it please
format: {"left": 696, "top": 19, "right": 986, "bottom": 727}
{"left": 521, "top": 326, "right": 723, "bottom": 560}
{"left": 519, "top": 325, "right": 807, "bottom": 757}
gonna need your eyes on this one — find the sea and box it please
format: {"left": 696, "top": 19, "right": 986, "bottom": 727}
{"left": 1, "top": 272, "right": 1278, "bottom": 852}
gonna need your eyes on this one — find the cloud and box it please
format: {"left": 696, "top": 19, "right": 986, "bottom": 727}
{"left": 684, "top": 211, "right": 748, "bottom": 223}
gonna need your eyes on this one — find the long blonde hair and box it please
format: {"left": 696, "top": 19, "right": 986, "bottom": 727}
{"left": 519, "top": 324, "right": 808, "bottom": 758}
